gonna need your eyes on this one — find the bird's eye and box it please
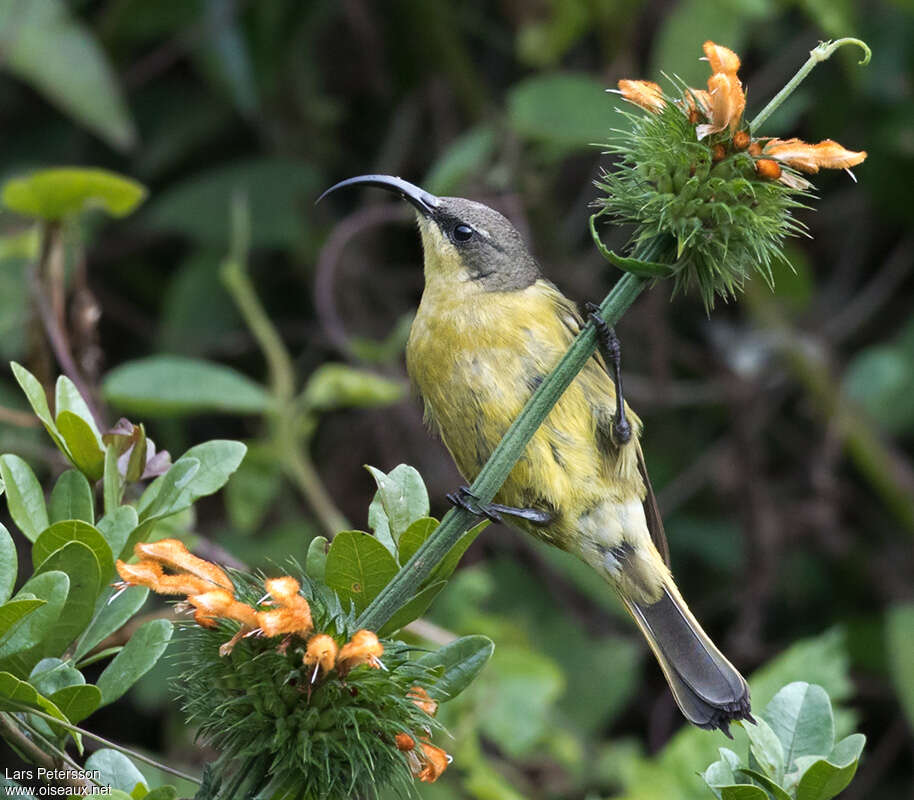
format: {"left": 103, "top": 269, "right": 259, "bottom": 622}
{"left": 453, "top": 224, "right": 474, "bottom": 242}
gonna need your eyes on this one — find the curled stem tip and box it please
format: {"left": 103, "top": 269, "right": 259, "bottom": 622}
{"left": 813, "top": 37, "right": 872, "bottom": 66}
{"left": 751, "top": 36, "right": 872, "bottom": 133}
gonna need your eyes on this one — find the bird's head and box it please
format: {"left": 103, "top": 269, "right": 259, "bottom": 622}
{"left": 319, "top": 175, "right": 540, "bottom": 292}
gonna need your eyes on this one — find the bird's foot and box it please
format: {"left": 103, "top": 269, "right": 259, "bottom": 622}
{"left": 585, "top": 302, "right": 632, "bottom": 445}
{"left": 447, "top": 486, "right": 552, "bottom": 526}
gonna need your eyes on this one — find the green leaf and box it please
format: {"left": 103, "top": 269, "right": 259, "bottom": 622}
{"left": 10, "top": 361, "right": 68, "bottom": 453}
{"left": 74, "top": 586, "right": 148, "bottom": 662}
{"left": 0, "top": 454, "right": 49, "bottom": 541}
{"left": 96, "top": 618, "right": 173, "bottom": 706}
{"left": 886, "top": 602, "right": 914, "bottom": 729}
{"left": 367, "top": 492, "right": 395, "bottom": 554}
{"left": 2, "top": 167, "right": 144, "bottom": 220}
{"left": 33, "top": 520, "right": 114, "bottom": 582}
{"left": 397, "top": 517, "right": 439, "bottom": 565}
{"left": 0, "top": 524, "right": 16, "bottom": 604}
{"left": 703, "top": 746, "right": 743, "bottom": 788}
{"left": 103, "top": 356, "right": 270, "bottom": 417}
{"left": 365, "top": 464, "right": 429, "bottom": 543}
{"left": 378, "top": 581, "right": 446, "bottom": 637}
{"left": 424, "top": 125, "right": 496, "bottom": 195}
{"left": 55, "top": 375, "right": 102, "bottom": 440}
{"left": 56, "top": 412, "right": 105, "bottom": 480}
{"left": 97, "top": 507, "right": 139, "bottom": 567}
{"left": 48, "top": 683, "right": 101, "bottom": 725}
{"left": 417, "top": 635, "right": 495, "bottom": 702}
{"left": 301, "top": 364, "right": 405, "bottom": 412}
{"left": 763, "top": 682, "right": 834, "bottom": 770}
{"left": 324, "top": 530, "right": 399, "bottom": 614}
{"left": 0, "top": 1, "right": 136, "bottom": 150}
{"left": 143, "top": 157, "right": 320, "bottom": 248}
{"left": 103, "top": 443, "right": 124, "bottom": 516}
{"left": 84, "top": 749, "right": 148, "bottom": 795}
{"left": 0, "top": 598, "right": 47, "bottom": 640}
{"left": 49, "top": 470, "right": 94, "bottom": 524}
{"left": 736, "top": 768, "right": 791, "bottom": 800}
{"left": 305, "top": 536, "right": 329, "bottom": 583}
{"left": 0, "top": 571, "right": 68, "bottom": 665}
{"left": 225, "top": 450, "right": 282, "bottom": 532}
{"left": 743, "top": 715, "right": 786, "bottom": 782}
{"left": 0, "top": 669, "right": 72, "bottom": 737}
{"left": 793, "top": 734, "right": 866, "bottom": 800}
{"left": 29, "top": 657, "right": 85, "bottom": 694}
{"left": 137, "top": 440, "right": 246, "bottom": 524}
{"left": 430, "top": 521, "right": 487, "bottom": 583}
{"left": 719, "top": 786, "right": 770, "bottom": 800}
{"left": 602, "top": 248, "right": 675, "bottom": 278}
{"left": 34, "top": 541, "right": 101, "bottom": 658}
{"left": 507, "top": 72, "right": 616, "bottom": 151}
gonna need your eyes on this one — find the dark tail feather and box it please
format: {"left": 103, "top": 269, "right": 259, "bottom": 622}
{"left": 623, "top": 586, "right": 752, "bottom": 735}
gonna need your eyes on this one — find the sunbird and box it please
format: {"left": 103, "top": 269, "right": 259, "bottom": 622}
{"left": 320, "top": 175, "right": 751, "bottom": 733}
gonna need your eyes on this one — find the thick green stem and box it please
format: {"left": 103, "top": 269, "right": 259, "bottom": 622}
{"left": 357, "top": 271, "right": 646, "bottom": 631}
{"left": 750, "top": 38, "right": 870, "bottom": 133}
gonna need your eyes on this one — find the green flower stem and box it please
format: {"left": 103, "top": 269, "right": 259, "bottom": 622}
{"left": 221, "top": 194, "right": 350, "bottom": 536}
{"left": 750, "top": 38, "right": 871, "bottom": 133}
{"left": 357, "top": 270, "right": 646, "bottom": 631}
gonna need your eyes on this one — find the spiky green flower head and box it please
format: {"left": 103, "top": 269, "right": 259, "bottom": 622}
{"left": 594, "top": 40, "right": 868, "bottom": 310}
{"left": 175, "top": 572, "right": 443, "bottom": 800}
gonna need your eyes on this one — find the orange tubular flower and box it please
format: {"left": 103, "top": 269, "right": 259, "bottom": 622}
{"left": 407, "top": 686, "right": 438, "bottom": 717}
{"left": 188, "top": 589, "right": 259, "bottom": 629}
{"left": 256, "top": 577, "right": 313, "bottom": 638}
{"left": 395, "top": 733, "right": 416, "bottom": 751}
{"left": 337, "top": 629, "right": 384, "bottom": 672}
{"left": 762, "top": 138, "right": 867, "bottom": 174}
{"left": 616, "top": 79, "right": 666, "bottom": 113}
{"left": 696, "top": 72, "right": 745, "bottom": 139}
{"left": 416, "top": 743, "right": 449, "bottom": 783}
{"left": 703, "top": 40, "right": 741, "bottom": 75}
{"left": 135, "top": 539, "right": 233, "bottom": 591}
{"left": 303, "top": 634, "right": 339, "bottom": 678}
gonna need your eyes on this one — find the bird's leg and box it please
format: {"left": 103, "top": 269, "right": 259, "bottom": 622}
{"left": 585, "top": 303, "right": 632, "bottom": 446}
{"left": 447, "top": 486, "right": 552, "bottom": 526}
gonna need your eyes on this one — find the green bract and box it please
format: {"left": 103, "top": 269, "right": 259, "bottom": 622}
{"left": 594, "top": 102, "right": 808, "bottom": 309}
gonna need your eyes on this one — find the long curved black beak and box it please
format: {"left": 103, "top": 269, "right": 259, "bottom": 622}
{"left": 317, "top": 174, "right": 440, "bottom": 217}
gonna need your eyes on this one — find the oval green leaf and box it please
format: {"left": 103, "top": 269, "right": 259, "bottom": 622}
{"left": 74, "top": 585, "right": 148, "bottom": 662}
{"left": 397, "top": 517, "right": 439, "bottom": 566}
{"left": 0, "top": 454, "right": 49, "bottom": 542}
{"left": 377, "top": 581, "right": 446, "bottom": 638}
{"left": 0, "top": 571, "right": 69, "bottom": 665}
{"left": 306, "top": 536, "right": 329, "bottom": 582}
{"left": 0, "top": 524, "right": 16, "bottom": 604}
{"left": 56, "top": 412, "right": 105, "bottom": 480}
{"left": 417, "top": 634, "right": 495, "bottom": 702}
{"left": 103, "top": 356, "right": 270, "bottom": 417}
{"left": 762, "top": 682, "right": 834, "bottom": 769}
{"left": 2, "top": 169, "right": 144, "bottom": 220}
{"left": 302, "top": 364, "right": 405, "bottom": 412}
{"left": 49, "top": 470, "right": 94, "bottom": 524}
{"left": 48, "top": 683, "right": 101, "bottom": 725}
{"left": 84, "top": 748, "right": 148, "bottom": 795}
{"left": 95, "top": 618, "right": 173, "bottom": 706}
{"left": 325, "top": 530, "right": 399, "bottom": 614}
{"left": 32, "top": 520, "right": 114, "bottom": 582}
{"left": 365, "top": 464, "right": 429, "bottom": 543}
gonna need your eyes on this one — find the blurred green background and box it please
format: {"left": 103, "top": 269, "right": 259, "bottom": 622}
{"left": 1, "top": 0, "right": 913, "bottom": 797}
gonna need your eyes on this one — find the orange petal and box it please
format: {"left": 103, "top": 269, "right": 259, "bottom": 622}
{"left": 763, "top": 138, "right": 867, "bottom": 173}
{"left": 417, "top": 743, "right": 449, "bottom": 783}
{"left": 116, "top": 560, "right": 163, "bottom": 590}
{"left": 303, "top": 633, "right": 339, "bottom": 675}
{"left": 407, "top": 686, "right": 438, "bottom": 717}
{"left": 189, "top": 589, "right": 258, "bottom": 628}
{"left": 617, "top": 79, "right": 666, "bottom": 113}
{"left": 755, "top": 159, "right": 782, "bottom": 181}
{"left": 338, "top": 629, "right": 384, "bottom": 671}
{"left": 696, "top": 73, "right": 745, "bottom": 138}
{"left": 264, "top": 576, "right": 301, "bottom": 604}
{"left": 703, "top": 41, "right": 741, "bottom": 75}
{"left": 395, "top": 733, "right": 416, "bottom": 751}
{"left": 135, "top": 539, "right": 233, "bottom": 591}
{"left": 257, "top": 606, "right": 313, "bottom": 638}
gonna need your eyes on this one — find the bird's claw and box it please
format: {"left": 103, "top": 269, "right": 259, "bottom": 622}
{"left": 447, "top": 486, "right": 503, "bottom": 523}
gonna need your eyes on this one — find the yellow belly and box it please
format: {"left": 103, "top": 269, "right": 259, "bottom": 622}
{"left": 405, "top": 279, "right": 643, "bottom": 551}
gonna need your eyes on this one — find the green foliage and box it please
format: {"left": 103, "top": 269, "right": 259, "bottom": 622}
{"left": 103, "top": 355, "right": 272, "bottom": 417}
{"left": 301, "top": 364, "right": 405, "bottom": 412}
{"left": 1, "top": 168, "right": 146, "bottom": 221}
{"left": 703, "top": 683, "right": 865, "bottom": 800}
{"left": 0, "top": 0, "right": 135, "bottom": 149}
{"left": 0, "top": 367, "right": 242, "bottom": 795}
{"left": 885, "top": 602, "right": 914, "bottom": 729}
